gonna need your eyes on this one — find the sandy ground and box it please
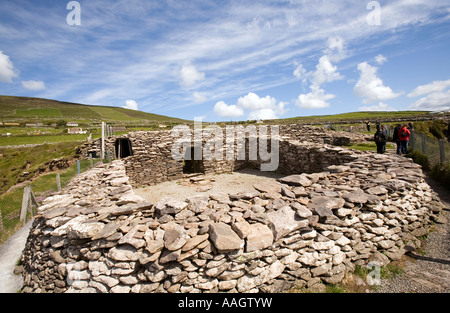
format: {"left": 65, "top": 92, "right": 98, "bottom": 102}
{"left": 133, "top": 168, "right": 284, "bottom": 203}
{"left": 0, "top": 221, "right": 32, "bottom": 293}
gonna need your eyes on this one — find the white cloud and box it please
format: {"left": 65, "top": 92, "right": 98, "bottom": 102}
{"left": 237, "top": 92, "right": 287, "bottom": 120}
{"left": 122, "top": 99, "right": 139, "bottom": 110}
{"left": 293, "top": 64, "right": 306, "bottom": 80}
{"left": 214, "top": 92, "right": 287, "bottom": 120}
{"left": 408, "top": 79, "right": 450, "bottom": 111}
{"left": 213, "top": 101, "right": 244, "bottom": 119}
{"left": 296, "top": 86, "right": 335, "bottom": 109}
{"left": 21, "top": 80, "right": 46, "bottom": 91}
{"left": 192, "top": 91, "right": 207, "bottom": 103}
{"left": 374, "top": 54, "right": 387, "bottom": 65}
{"left": 179, "top": 63, "right": 205, "bottom": 87}
{"left": 407, "top": 79, "right": 450, "bottom": 97}
{"left": 325, "top": 36, "right": 347, "bottom": 62}
{"left": 0, "top": 51, "right": 18, "bottom": 83}
{"left": 310, "top": 55, "right": 343, "bottom": 88}
{"left": 359, "top": 102, "right": 397, "bottom": 112}
{"left": 294, "top": 37, "right": 344, "bottom": 110}
{"left": 353, "top": 62, "right": 401, "bottom": 103}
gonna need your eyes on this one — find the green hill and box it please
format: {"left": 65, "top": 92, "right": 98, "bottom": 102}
{"left": 0, "top": 95, "right": 189, "bottom": 125}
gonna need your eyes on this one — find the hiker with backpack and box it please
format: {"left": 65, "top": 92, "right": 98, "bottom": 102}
{"left": 393, "top": 123, "right": 402, "bottom": 154}
{"left": 398, "top": 124, "right": 411, "bottom": 155}
{"left": 374, "top": 125, "right": 387, "bottom": 154}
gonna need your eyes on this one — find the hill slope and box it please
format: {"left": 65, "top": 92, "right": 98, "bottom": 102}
{"left": 0, "top": 96, "right": 189, "bottom": 124}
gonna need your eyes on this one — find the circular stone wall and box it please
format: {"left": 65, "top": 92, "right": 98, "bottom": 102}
{"left": 20, "top": 140, "right": 447, "bottom": 293}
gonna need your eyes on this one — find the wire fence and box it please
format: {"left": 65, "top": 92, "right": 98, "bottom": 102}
{"left": 409, "top": 131, "right": 449, "bottom": 166}
{"left": 0, "top": 156, "right": 115, "bottom": 244}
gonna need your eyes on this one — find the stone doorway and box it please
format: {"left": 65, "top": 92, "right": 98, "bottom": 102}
{"left": 183, "top": 146, "right": 204, "bottom": 174}
{"left": 115, "top": 138, "right": 133, "bottom": 159}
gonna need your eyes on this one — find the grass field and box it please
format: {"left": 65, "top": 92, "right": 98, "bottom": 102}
{"left": 0, "top": 158, "right": 94, "bottom": 243}
{"left": 0, "top": 95, "right": 189, "bottom": 124}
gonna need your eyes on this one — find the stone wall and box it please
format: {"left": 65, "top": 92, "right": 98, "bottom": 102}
{"left": 77, "top": 125, "right": 363, "bottom": 188}
{"left": 20, "top": 140, "right": 446, "bottom": 293}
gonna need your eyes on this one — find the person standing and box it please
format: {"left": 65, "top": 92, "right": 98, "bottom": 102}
{"left": 374, "top": 125, "right": 387, "bottom": 154}
{"left": 393, "top": 124, "right": 402, "bottom": 154}
{"left": 398, "top": 125, "right": 411, "bottom": 155}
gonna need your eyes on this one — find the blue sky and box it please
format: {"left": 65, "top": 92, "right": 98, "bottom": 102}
{"left": 0, "top": 0, "right": 449, "bottom": 122}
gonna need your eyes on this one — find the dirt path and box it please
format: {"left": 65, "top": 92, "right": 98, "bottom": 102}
{"left": 373, "top": 176, "right": 450, "bottom": 293}
{"left": 0, "top": 221, "right": 32, "bottom": 293}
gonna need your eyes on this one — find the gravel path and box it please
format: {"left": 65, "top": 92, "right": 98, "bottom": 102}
{"left": 0, "top": 221, "right": 32, "bottom": 293}
{"left": 372, "top": 177, "right": 450, "bottom": 293}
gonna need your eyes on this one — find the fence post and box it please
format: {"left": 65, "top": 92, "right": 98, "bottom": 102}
{"left": 0, "top": 205, "right": 4, "bottom": 233}
{"left": 56, "top": 172, "right": 61, "bottom": 192}
{"left": 20, "top": 186, "right": 31, "bottom": 224}
{"left": 77, "top": 160, "right": 81, "bottom": 174}
{"left": 101, "top": 122, "right": 105, "bottom": 160}
{"left": 89, "top": 153, "right": 93, "bottom": 168}
{"left": 439, "top": 139, "right": 446, "bottom": 164}
{"left": 410, "top": 131, "right": 415, "bottom": 151}
{"left": 421, "top": 133, "right": 426, "bottom": 154}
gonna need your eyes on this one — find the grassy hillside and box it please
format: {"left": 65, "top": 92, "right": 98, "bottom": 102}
{"left": 0, "top": 95, "right": 189, "bottom": 124}
{"left": 272, "top": 111, "right": 432, "bottom": 124}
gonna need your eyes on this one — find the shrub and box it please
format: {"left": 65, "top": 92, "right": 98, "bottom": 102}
{"left": 406, "top": 150, "right": 430, "bottom": 171}
{"left": 430, "top": 162, "right": 450, "bottom": 190}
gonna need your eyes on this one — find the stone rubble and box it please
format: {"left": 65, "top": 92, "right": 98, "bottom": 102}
{"left": 20, "top": 140, "right": 447, "bottom": 293}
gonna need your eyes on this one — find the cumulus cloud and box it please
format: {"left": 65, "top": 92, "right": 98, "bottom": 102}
{"left": 21, "top": 80, "right": 46, "bottom": 91}
{"left": 407, "top": 79, "right": 450, "bottom": 97}
{"left": 179, "top": 63, "right": 205, "bottom": 87}
{"left": 214, "top": 92, "right": 287, "bottom": 120}
{"left": 310, "top": 55, "right": 343, "bottom": 88}
{"left": 408, "top": 79, "right": 450, "bottom": 111}
{"left": 213, "top": 101, "right": 244, "bottom": 119}
{"left": 0, "top": 51, "right": 18, "bottom": 83}
{"left": 296, "top": 86, "right": 335, "bottom": 109}
{"left": 374, "top": 54, "right": 387, "bottom": 65}
{"left": 353, "top": 62, "right": 400, "bottom": 103}
{"left": 294, "top": 37, "right": 344, "bottom": 110}
{"left": 359, "top": 102, "right": 397, "bottom": 112}
{"left": 293, "top": 64, "right": 306, "bottom": 80}
{"left": 122, "top": 99, "right": 139, "bottom": 110}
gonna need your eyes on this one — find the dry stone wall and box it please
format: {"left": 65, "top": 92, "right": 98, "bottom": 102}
{"left": 20, "top": 139, "right": 447, "bottom": 293}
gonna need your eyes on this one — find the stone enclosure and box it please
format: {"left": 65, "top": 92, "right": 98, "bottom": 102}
{"left": 20, "top": 125, "right": 447, "bottom": 293}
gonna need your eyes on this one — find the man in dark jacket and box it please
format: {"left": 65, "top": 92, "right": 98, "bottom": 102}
{"left": 374, "top": 125, "right": 387, "bottom": 154}
{"left": 393, "top": 124, "right": 402, "bottom": 154}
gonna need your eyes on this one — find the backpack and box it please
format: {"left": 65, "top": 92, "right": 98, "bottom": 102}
{"left": 401, "top": 130, "right": 407, "bottom": 137}
{"left": 374, "top": 132, "right": 382, "bottom": 143}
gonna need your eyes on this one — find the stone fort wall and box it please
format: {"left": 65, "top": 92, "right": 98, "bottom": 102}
{"left": 20, "top": 128, "right": 447, "bottom": 293}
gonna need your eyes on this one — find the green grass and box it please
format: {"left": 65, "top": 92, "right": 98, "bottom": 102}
{"left": 345, "top": 142, "right": 395, "bottom": 152}
{"left": 0, "top": 159, "right": 94, "bottom": 244}
{"left": 0, "top": 134, "right": 90, "bottom": 146}
{"left": 0, "top": 95, "right": 189, "bottom": 124}
{"left": 0, "top": 142, "right": 82, "bottom": 195}
{"left": 15, "top": 108, "right": 63, "bottom": 118}
{"left": 272, "top": 111, "right": 431, "bottom": 124}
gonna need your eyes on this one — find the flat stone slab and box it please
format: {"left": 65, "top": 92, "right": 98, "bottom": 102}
{"left": 209, "top": 222, "right": 244, "bottom": 252}
{"left": 267, "top": 206, "right": 309, "bottom": 241}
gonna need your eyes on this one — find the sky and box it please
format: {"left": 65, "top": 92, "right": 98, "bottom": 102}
{"left": 0, "top": 0, "right": 450, "bottom": 122}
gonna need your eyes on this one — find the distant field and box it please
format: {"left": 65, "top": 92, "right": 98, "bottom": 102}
{"left": 0, "top": 134, "right": 93, "bottom": 146}
{"left": 0, "top": 95, "right": 189, "bottom": 124}
{"left": 274, "top": 111, "right": 432, "bottom": 124}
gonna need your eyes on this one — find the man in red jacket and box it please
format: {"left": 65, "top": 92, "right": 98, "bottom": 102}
{"left": 398, "top": 125, "right": 411, "bottom": 155}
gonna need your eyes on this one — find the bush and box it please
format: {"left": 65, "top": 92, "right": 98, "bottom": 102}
{"left": 430, "top": 162, "right": 450, "bottom": 190}
{"left": 406, "top": 150, "right": 430, "bottom": 171}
